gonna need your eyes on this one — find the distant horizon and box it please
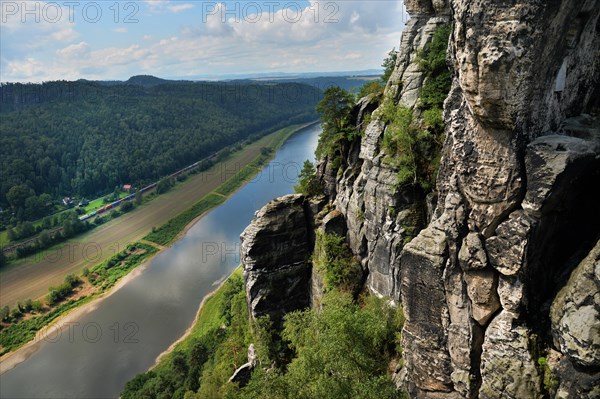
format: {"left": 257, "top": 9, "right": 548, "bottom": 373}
{"left": 0, "top": 69, "right": 384, "bottom": 84}
{"left": 1, "top": 1, "right": 406, "bottom": 82}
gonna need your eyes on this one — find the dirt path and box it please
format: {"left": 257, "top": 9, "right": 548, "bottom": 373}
{"left": 0, "top": 127, "right": 298, "bottom": 307}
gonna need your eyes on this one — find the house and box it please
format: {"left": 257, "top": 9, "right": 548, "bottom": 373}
{"left": 78, "top": 199, "right": 89, "bottom": 207}
{"left": 123, "top": 184, "right": 133, "bottom": 192}
{"left": 63, "top": 197, "right": 74, "bottom": 207}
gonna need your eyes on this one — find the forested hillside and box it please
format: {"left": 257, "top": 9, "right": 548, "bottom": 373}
{"left": 0, "top": 80, "right": 320, "bottom": 223}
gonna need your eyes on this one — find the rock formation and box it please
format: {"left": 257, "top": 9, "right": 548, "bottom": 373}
{"left": 241, "top": 194, "right": 315, "bottom": 323}
{"left": 240, "top": 0, "right": 600, "bottom": 397}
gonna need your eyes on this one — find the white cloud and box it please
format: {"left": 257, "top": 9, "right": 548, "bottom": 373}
{"left": 169, "top": 4, "right": 194, "bottom": 13}
{"left": 113, "top": 27, "right": 129, "bottom": 33}
{"left": 56, "top": 41, "right": 90, "bottom": 58}
{"left": 1, "top": 1, "right": 79, "bottom": 55}
{"left": 1, "top": 1, "right": 405, "bottom": 81}
{"left": 144, "top": 0, "right": 194, "bottom": 14}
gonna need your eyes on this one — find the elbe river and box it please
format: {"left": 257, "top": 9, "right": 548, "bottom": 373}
{"left": 0, "top": 124, "right": 320, "bottom": 398}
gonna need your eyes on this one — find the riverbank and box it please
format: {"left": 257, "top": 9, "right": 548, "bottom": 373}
{"left": 0, "top": 251, "right": 152, "bottom": 374}
{"left": 0, "top": 122, "right": 315, "bottom": 370}
{"left": 151, "top": 267, "right": 241, "bottom": 370}
{"left": 0, "top": 122, "right": 317, "bottom": 308}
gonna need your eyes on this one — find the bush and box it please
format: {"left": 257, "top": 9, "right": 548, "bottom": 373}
{"left": 381, "top": 102, "right": 443, "bottom": 192}
{"left": 313, "top": 230, "right": 363, "bottom": 295}
{"left": 121, "top": 201, "right": 134, "bottom": 213}
{"left": 0, "top": 305, "right": 9, "bottom": 321}
{"left": 31, "top": 300, "right": 43, "bottom": 313}
{"left": 240, "top": 291, "right": 403, "bottom": 399}
{"left": 65, "top": 273, "right": 81, "bottom": 287}
{"left": 294, "top": 160, "right": 322, "bottom": 197}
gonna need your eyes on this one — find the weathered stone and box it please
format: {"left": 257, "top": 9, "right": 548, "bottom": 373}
{"left": 497, "top": 275, "right": 526, "bottom": 314}
{"left": 554, "top": 355, "right": 600, "bottom": 399}
{"left": 523, "top": 135, "right": 600, "bottom": 216}
{"left": 320, "top": 209, "right": 347, "bottom": 236}
{"left": 241, "top": 194, "right": 312, "bottom": 322}
{"left": 464, "top": 269, "right": 500, "bottom": 325}
{"left": 550, "top": 240, "right": 600, "bottom": 368}
{"left": 228, "top": 345, "right": 258, "bottom": 387}
{"left": 400, "top": 222, "right": 453, "bottom": 395}
{"left": 486, "top": 211, "right": 533, "bottom": 276}
{"left": 458, "top": 232, "right": 488, "bottom": 271}
{"left": 305, "top": 0, "right": 600, "bottom": 396}
{"left": 479, "top": 311, "right": 541, "bottom": 399}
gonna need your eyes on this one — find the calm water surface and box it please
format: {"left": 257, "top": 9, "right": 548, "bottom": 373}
{"left": 0, "top": 124, "right": 320, "bottom": 399}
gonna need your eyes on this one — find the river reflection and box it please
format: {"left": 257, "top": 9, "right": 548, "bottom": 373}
{"left": 0, "top": 124, "right": 320, "bottom": 399}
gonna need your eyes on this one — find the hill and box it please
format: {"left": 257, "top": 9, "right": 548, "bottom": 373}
{"left": 0, "top": 80, "right": 320, "bottom": 225}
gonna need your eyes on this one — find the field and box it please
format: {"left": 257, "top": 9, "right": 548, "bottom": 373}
{"left": 0, "top": 124, "right": 309, "bottom": 307}
{"left": 144, "top": 193, "right": 226, "bottom": 245}
{"left": 82, "top": 191, "right": 129, "bottom": 213}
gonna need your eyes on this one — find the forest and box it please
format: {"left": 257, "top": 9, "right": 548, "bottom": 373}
{"left": 0, "top": 79, "right": 321, "bottom": 227}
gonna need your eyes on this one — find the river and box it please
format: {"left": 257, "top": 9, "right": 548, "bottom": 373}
{"left": 0, "top": 124, "right": 320, "bottom": 399}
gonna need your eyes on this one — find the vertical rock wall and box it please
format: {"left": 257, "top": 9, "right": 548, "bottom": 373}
{"left": 319, "top": 0, "right": 600, "bottom": 397}
{"left": 398, "top": 1, "right": 600, "bottom": 398}
{"left": 241, "top": 0, "right": 600, "bottom": 397}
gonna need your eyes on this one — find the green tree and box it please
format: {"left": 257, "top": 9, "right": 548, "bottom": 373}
{"left": 156, "top": 178, "right": 174, "bottom": 194}
{"left": 65, "top": 273, "right": 80, "bottom": 287}
{"left": 6, "top": 226, "right": 16, "bottom": 242}
{"left": 113, "top": 186, "right": 121, "bottom": 201}
{"left": 31, "top": 300, "right": 43, "bottom": 313}
{"left": 41, "top": 217, "right": 52, "bottom": 229}
{"left": 6, "top": 185, "right": 34, "bottom": 209}
{"left": 357, "top": 80, "right": 385, "bottom": 99}
{"left": 120, "top": 201, "right": 134, "bottom": 213}
{"left": 19, "top": 221, "right": 35, "bottom": 238}
{"left": 240, "top": 291, "right": 402, "bottom": 399}
{"left": 0, "top": 305, "right": 9, "bottom": 321}
{"left": 381, "top": 48, "right": 398, "bottom": 84}
{"left": 294, "top": 160, "right": 322, "bottom": 197}
{"left": 315, "top": 86, "right": 354, "bottom": 161}
{"left": 24, "top": 195, "right": 41, "bottom": 219}
{"left": 135, "top": 190, "right": 143, "bottom": 205}
{"left": 313, "top": 230, "right": 363, "bottom": 294}
{"left": 0, "top": 250, "right": 6, "bottom": 268}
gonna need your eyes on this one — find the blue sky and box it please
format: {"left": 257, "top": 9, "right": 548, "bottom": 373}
{"left": 0, "top": 0, "right": 407, "bottom": 82}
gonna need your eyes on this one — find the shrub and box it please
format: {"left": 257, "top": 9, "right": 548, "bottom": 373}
{"left": 313, "top": 230, "right": 363, "bottom": 295}
{"left": 294, "top": 160, "right": 322, "bottom": 197}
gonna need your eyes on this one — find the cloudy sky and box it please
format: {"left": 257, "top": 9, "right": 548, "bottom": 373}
{"left": 0, "top": 0, "right": 407, "bottom": 82}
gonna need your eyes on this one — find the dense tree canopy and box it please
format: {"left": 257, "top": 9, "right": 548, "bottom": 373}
{"left": 0, "top": 80, "right": 320, "bottom": 224}
{"left": 314, "top": 86, "right": 354, "bottom": 162}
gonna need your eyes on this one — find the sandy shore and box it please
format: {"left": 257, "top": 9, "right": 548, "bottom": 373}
{"left": 0, "top": 255, "right": 154, "bottom": 374}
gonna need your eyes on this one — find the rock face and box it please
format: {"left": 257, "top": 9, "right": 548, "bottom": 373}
{"left": 241, "top": 194, "right": 314, "bottom": 323}
{"left": 240, "top": 0, "right": 600, "bottom": 397}
{"left": 318, "top": 0, "right": 600, "bottom": 397}
{"left": 551, "top": 241, "right": 600, "bottom": 370}
{"left": 393, "top": 1, "right": 600, "bottom": 398}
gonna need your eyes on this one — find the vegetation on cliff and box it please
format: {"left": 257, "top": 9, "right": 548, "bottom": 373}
{"left": 312, "top": 230, "right": 363, "bottom": 295}
{"left": 380, "top": 24, "right": 451, "bottom": 192}
{"left": 239, "top": 292, "right": 405, "bottom": 399}
{"left": 314, "top": 86, "right": 355, "bottom": 167}
{"left": 121, "top": 271, "right": 406, "bottom": 399}
{"left": 293, "top": 161, "right": 323, "bottom": 197}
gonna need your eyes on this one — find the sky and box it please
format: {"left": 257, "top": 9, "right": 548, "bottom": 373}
{"left": 0, "top": 0, "right": 408, "bottom": 82}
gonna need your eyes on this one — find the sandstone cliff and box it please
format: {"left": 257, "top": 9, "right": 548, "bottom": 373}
{"left": 241, "top": 1, "right": 600, "bottom": 398}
